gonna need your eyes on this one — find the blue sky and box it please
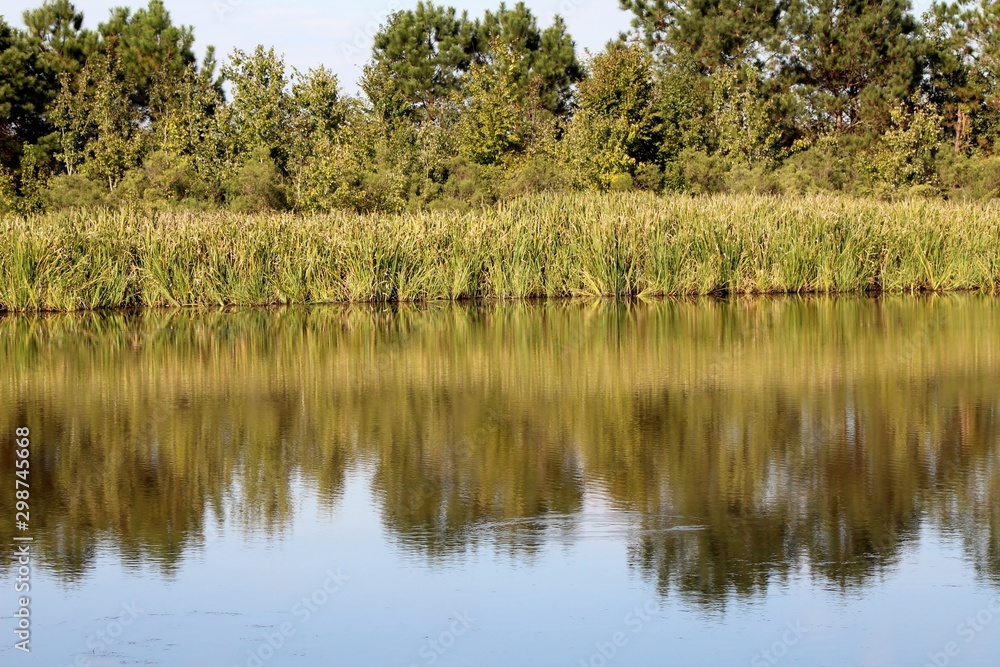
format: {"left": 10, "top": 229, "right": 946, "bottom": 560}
{"left": 2, "top": 0, "right": 937, "bottom": 94}
{"left": 1, "top": 0, "right": 634, "bottom": 93}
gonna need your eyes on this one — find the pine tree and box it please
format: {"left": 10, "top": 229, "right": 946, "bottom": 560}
{"left": 20, "top": 0, "right": 96, "bottom": 77}
{"left": 618, "top": 0, "right": 786, "bottom": 72}
{"left": 97, "top": 0, "right": 198, "bottom": 109}
{"left": 363, "top": 2, "right": 479, "bottom": 121}
{"left": 923, "top": 1, "right": 982, "bottom": 150}
{"left": 784, "top": 0, "right": 921, "bottom": 133}
{"left": 480, "top": 3, "right": 582, "bottom": 114}
{"left": 1, "top": 17, "right": 48, "bottom": 165}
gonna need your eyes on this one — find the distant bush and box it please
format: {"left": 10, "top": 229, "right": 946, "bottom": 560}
{"left": 0, "top": 167, "right": 17, "bottom": 214}
{"left": 609, "top": 173, "right": 635, "bottom": 192}
{"left": 43, "top": 174, "right": 108, "bottom": 210}
{"left": 725, "top": 163, "right": 779, "bottom": 195}
{"left": 498, "top": 156, "right": 570, "bottom": 199}
{"left": 225, "top": 152, "right": 287, "bottom": 212}
{"left": 678, "top": 149, "right": 729, "bottom": 194}
{"left": 633, "top": 163, "right": 665, "bottom": 193}
{"left": 860, "top": 105, "right": 943, "bottom": 193}
{"left": 773, "top": 137, "right": 858, "bottom": 195}
{"left": 938, "top": 154, "right": 1000, "bottom": 201}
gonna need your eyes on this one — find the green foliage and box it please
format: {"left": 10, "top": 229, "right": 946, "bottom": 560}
{"left": 42, "top": 172, "right": 106, "bottom": 209}
{"left": 563, "top": 44, "right": 659, "bottom": 188}
{"left": 498, "top": 155, "right": 570, "bottom": 198}
{"left": 20, "top": 0, "right": 96, "bottom": 78}
{"left": 0, "top": 167, "right": 18, "bottom": 213}
{"left": 479, "top": 3, "right": 582, "bottom": 114}
{"left": 960, "top": 0, "right": 1000, "bottom": 148}
{"left": 220, "top": 46, "right": 291, "bottom": 166}
{"left": 861, "top": 105, "right": 944, "bottom": 190}
{"left": 428, "top": 157, "right": 493, "bottom": 210}
{"left": 457, "top": 40, "right": 533, "bottom": 166}
{"left": 225, "top": 150, "right": 287, "bottom": 213}
{"left": 922, "top": 1, "right": 980, "bottom": 151}
{"left": 784, "top": 0, "right": 921, "bottom": 133}
{"left": 123, "top": 150, "right": 217, "bottom": 209}
{"left": 773, "top": 136, "right": 856, "bottom": 194}
{"left": 363, "top": 1, "right": 581, "bottom": 124}
{"left": 938, "top": 153, "right": 1000, "bottom": 199}
{"left": 5, "top": 0, "right": 1000, "bottom": 212}
{"left": 619, "top": 0, "right": 785, "bottom": 72}
{"left": 364, "top": 2, "right": 478, "bottom": 121}
{"left": 0, "top": 16, "right": 51, "bottom": 155}
{"left": 97, "top": 1, "right": 197, "bottom": 108}
{"left": 286, "top": 67, "right": 355, "bottom": 210}
{"left": 650, "top": 66, "right": 711, "bottom": 165}
{"left": 291, "top": 66, "right": 347, "bottom": 136}
{"left": 289, "top": 131, "right": 398, "bottom": 214}
{"left": 709, "top": 66, "right": 783, "bottom": 164}
{"left": 677, "top": 148, "right": 730, "bottom": 193}
{"left": 13, "top": 146, "right": 49, "bottom": 212}
{"left": 50, "top": 48, "right": 144, "bottom": 190}
{"left": 147, "top": 62, "right": 225, "bottom": 194}
{"left": 609, "top": 173, "right": 635, "bottom": 191}
{"left": 633, "top": 163, "right": 666, "bottom": 191}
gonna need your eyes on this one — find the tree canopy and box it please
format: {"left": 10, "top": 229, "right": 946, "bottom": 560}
{"left": 4, "top": 0, "right": 1000, "bottom": 214}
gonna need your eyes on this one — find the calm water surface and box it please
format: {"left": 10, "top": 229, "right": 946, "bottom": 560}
{"left": 1, "top": 297, "right": 999, "bottom": 666}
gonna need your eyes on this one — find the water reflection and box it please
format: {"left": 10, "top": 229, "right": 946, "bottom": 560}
{"left": 1, "top": 297, "right": 997, "bottom": 603}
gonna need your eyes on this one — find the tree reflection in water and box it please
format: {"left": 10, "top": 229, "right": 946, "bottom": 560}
{"left": 1, "top": 296, "right": 997, "bottom": 604}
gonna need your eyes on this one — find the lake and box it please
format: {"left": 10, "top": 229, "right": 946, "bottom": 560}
{"left": 1, "top": 296, "right": 998, "bottom": 666}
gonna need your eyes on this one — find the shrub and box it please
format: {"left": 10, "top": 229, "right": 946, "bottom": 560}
{"left": 43, "top": 174, "right": 108, "bottom": 210}
{"left": 937, "top": 153, "right": 1000, "bottom": 201}
{"left": 634, "top": 163, "right": 665, "bottom": 192}
{"left": 773, "top": 137, "right": 856, "bottom": 195}
{"left": 677, "top": 148, "right": 729, "bottom": 194}
{"left": 498, "top": 155, "right": 571, "bottom": 199}
{"left": 861, "top": 105, "right": 943, "bottom": 189}
{"left": 225, "top": 152, "right": 287, "bottom": 212}
{"left": 0, "top": 167, "right": 17, "bottom": 214}
{"left": 725, "top": 163, "right": 779, "bottom": 195}
{"left": 609, "top": 173, "right": 635, "bottom": 192}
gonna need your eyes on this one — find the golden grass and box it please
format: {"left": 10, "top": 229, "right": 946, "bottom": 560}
{"left": 2, "top": 193, "right": 1000, "bottom": 311}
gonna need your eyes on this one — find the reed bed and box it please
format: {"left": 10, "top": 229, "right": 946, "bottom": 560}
{"left": 2, "top": 192, "right": 1000, "bottom": 311}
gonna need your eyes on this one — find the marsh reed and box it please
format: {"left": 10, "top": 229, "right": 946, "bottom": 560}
{"left": 2, "top": 193, "right": 999, "bottom": 311}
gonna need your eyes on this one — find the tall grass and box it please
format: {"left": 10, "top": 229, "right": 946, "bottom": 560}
{"left": 2, "top": 192, "right": 1000, "bottom": 311}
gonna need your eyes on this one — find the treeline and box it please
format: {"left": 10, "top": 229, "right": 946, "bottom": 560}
{"left": 3, "top": 0, "right": 1000, "bottom": 214}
